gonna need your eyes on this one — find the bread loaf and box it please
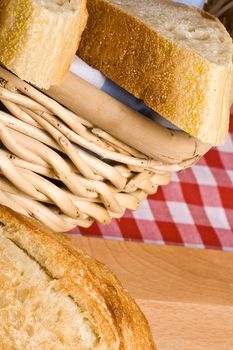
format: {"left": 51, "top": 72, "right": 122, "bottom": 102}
{"left": 0, "top": 0, "right": 88, "bottom": 89}
{"left": 0, "top": 205, "right": 156, "bottom": 349}
{"left": 78, "top": 0, "right": 233, "bottom": 145}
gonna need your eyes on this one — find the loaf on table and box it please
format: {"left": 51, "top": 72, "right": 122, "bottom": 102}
{"left": 78, "top": 0, "right": 233, "bottom": 146}
{"left": 0, "top": 205, "right": 156, "bottom": 349}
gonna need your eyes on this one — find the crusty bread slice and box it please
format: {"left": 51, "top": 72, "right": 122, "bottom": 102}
{"left": 0, "top": 0, "right": 88, "bottom": 89}
{"left": 78, "top": 0, "right": 233, "bottom": 145}
{"left": 0, "top": 205, "right": 156, "bottom": 350}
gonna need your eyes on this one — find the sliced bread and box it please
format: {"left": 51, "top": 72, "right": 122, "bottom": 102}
{"left": 0, "top": 205, "right": 156, "bottom": 349}
{"left": 0, "top": 0, "right": 88, "bottom": 89}
{"left": 78, "top": 0, "right": 233, "bottom": 145}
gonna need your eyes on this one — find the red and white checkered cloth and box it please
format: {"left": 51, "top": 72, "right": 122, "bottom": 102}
{"left": 70, "top": 110, "right": 233, "bottom": 251}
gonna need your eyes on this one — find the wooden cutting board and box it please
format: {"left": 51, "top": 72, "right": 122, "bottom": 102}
{"left": 71, "top": 237, "right": 233, "bottom": 350}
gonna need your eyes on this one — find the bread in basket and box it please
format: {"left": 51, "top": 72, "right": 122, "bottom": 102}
{"left": 0, "top": 0, "right": 232, "bottom": 232}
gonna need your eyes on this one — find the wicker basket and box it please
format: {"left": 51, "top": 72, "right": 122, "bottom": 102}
{"left": 0, "top": 66, "right": 211, "bottom": 232}
{"left": 0, "top": 3, "right": 230, "bottom": 232}
{"left": 0, "top": 0, "right": 230, "bottom": 232}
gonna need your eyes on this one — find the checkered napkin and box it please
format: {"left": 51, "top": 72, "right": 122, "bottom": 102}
{"left": 70, "top": 113, "right": 233, "bottom": 251}
{"left": 69, "top": 0, "right": 233, "bottom": 250}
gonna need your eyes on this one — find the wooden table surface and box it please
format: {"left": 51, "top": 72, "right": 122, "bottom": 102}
{"left": 71, "top": 237, "right": 233, "bottom": 350}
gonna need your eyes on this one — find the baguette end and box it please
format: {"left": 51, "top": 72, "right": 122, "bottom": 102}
{"left": 0, "top": 0, "right": 88, "bottom": 89}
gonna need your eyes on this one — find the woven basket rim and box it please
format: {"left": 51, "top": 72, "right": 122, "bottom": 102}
{"left": 0, "top": 66, "right": 209, "bottom": 232}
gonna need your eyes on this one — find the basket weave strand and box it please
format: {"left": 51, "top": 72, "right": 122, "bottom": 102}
{"left": 0, "top": 67, "right": 183, "bottom": 231}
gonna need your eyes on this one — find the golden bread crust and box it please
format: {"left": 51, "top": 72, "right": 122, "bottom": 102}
{"left": 0, "top": 0, "right": 88, "bottom": 89}
{"left": 78, "top": 0, "right": 233, "bottom": 145}
{"left": 0, "top": 205, "right": 156, "bottom": 349}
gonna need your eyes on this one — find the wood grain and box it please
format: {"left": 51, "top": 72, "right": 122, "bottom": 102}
{"left": 140, "top": 301, "right": 233, "bottom": 350}
{"left": 70, "top": 236, "right": 233, "bottom": 349}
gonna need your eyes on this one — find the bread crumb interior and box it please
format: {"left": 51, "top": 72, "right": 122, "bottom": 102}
{"left": 110, "top": 0, "right": 233, "bottom": 65}
{"left": 0, "top": 232, "right": 97, "bottom": 349}
{"left": 37, "top": 0, "right": 80, "bottom": 12}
